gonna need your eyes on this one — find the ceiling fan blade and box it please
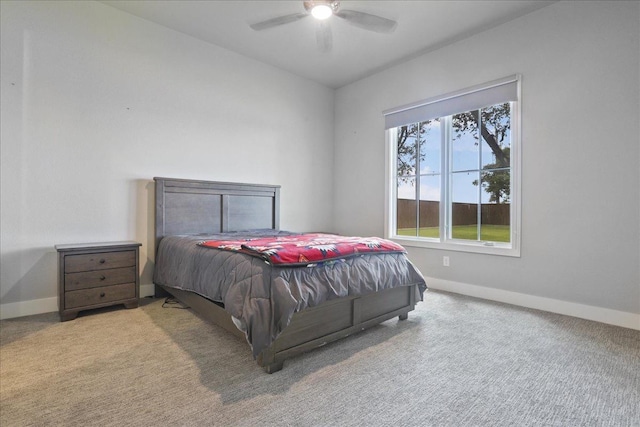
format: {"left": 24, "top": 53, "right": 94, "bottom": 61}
{"left": 316, "top": 22, "right": 333, "bottom": 53}
{"left": 334, "top": 10, "right": 397, "bottom": 33}
{"left": 250, "top": 13, "right": 309, "bottom": 31}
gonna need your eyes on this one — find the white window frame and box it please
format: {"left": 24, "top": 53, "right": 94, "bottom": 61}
{"left": 384, "top": 75, "right": 521, "bottom": 257}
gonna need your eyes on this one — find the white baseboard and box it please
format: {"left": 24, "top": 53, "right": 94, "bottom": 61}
{"left": 3, "top": 280, "right": 639, "bottom": 330}
{"left": 1, "top": 283, "right": 157, "bottom": 320}
{"left": 425, "top": 276, "right": 640, "bottom": 331}
{"left": 140, "top": 283, "right": 155, "bottom": 298}
{"left": 0, "top": 297, "right": 58, "bottom": 320}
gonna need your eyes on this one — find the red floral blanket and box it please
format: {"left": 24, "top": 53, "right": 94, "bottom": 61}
{"left": 198, "top": 233, "right": 406, "bottom": 266}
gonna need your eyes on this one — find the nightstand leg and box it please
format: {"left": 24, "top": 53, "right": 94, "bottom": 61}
{"left": 60, "top": 311, "right": 79, "bottom": 322}
{"left": 123, "top": 301, "right": 139, "bottom": 309}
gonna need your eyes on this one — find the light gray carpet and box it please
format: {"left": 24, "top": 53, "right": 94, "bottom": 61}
{"left": 1, "top": 290, "right": 638, "bottom": 427}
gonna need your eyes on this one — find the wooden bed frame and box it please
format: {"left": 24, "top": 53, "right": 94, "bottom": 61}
{"left": 153, "top": 177, "right": 418, "bottom": 373}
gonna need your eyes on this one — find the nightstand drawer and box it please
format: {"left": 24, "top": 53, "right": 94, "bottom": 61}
{"left": 64, "top": 266, "right": 137, "bottom": 291}
{"left": 65, "top": 283, "right": 136, "bottom": 309}
{"left": 65, "top": 250, "right": 136, "bottom": 273}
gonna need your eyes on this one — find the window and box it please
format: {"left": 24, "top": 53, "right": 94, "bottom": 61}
{"left": 384, "top": 75, "right": 521, "bottom": 256}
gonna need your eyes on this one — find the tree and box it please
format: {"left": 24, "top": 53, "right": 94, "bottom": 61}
{"left": 474, "top": 148, "right": 511, "bottom": 203}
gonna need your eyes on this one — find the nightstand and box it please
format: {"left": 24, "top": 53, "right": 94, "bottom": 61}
{"left": 55, "top": 241, "right": 141, "bottom": 321}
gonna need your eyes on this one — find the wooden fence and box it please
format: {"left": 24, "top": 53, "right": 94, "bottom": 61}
{"left": 397, "top": 199, "right": 509, "bottom": 228}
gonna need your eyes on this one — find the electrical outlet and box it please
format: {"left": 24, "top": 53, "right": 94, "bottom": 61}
{"left": 443, "top": 256, "right": 450, "bottom": 267}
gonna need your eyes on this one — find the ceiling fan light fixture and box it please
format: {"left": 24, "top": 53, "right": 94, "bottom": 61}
{"left": 304, "top": 1, "right": 340, "bottom": 20}
{"left": 311, "top": 4, "right": 333, "bottom": 20}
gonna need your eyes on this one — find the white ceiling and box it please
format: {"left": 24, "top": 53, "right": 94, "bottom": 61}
{"left": 101, "top": 0, "right": 555, "bottom": 89}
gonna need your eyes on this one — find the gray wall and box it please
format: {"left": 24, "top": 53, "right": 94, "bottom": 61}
{"left": 334, "top": 1, "right": 640, "bottom": 314}
{"left": 0, "top": 1, "right": 334, "bottom": 306}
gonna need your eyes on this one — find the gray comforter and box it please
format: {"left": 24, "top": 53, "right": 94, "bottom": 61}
{"left": 153, "top": 230, "right": 427, "bottom": 357}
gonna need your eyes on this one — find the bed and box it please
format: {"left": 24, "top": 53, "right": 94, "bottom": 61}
{"left": 152, "top": 177, "right": 427, "bottom": 373}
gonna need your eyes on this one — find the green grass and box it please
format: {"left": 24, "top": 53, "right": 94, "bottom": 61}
{"left": 397, "top": 224, "right": 510, "bottom": 243}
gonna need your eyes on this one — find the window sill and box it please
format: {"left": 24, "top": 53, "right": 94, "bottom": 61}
{"left": 390, "top": 235, "right": 521, "bottom": 257}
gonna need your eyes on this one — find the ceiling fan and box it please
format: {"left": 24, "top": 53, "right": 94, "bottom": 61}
{"left": 249, "top": 1, "right": 397, "bottom": 52}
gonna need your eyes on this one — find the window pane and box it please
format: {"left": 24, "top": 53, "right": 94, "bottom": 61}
{"left": 419, "top": 174, "right": 440, "bottom": 238}
{"left": 421, "top": 119, "right": 441, "bottom": 174}
{"left": 481, "top": 103, "right": 511, "bottom": 170}
{"left": 451, "top": 171, "right": 479, "bottom": 240}
{"left": 452, "top": 110, "right": 479, "bottom": 172}
{"left": 480, "top": 169, "right": 510, "bottom": 243}
{"left": 397, "top": 177, "right": 417, "bottom": 236}
{"left": 397, "top": 124, "right": 418, "bottom": 178}
{"left": 480, "top": 168, "right": 511, "bottom": 205}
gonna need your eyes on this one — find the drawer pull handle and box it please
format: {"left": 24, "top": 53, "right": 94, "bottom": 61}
{"left": 99, "top": 259, "right": 106, "bottom": 264}
{"left": 100, "top": 292, "right": 106, "bottom": 297}
{"left": 100, "top": 275, "right": 106, "bottom": 281}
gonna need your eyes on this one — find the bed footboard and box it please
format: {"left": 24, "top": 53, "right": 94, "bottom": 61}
{"left": 260, "top": 284, "right": 417, "bottom": 373}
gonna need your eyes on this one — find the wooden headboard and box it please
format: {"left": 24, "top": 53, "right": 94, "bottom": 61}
{"left": 154, "top": 177, "right": 280, "bottom": 252}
